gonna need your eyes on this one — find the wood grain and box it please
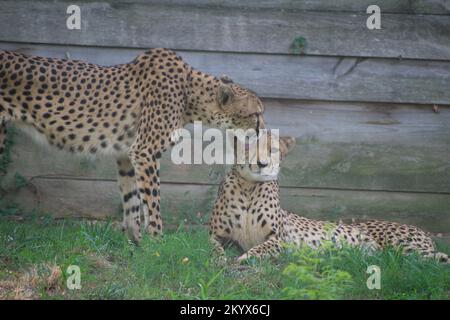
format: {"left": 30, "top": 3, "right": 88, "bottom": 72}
{"left": 8, "top": 177, "right": 450, "bottom": 233}
{"left": 1, "top": 1, "right": 450, "bottom": 60}
{"left": 121, "top": 0, "right": 450, "bottom": 14}
{"left": 7, "top": 100, "right": 450, "bottom": 193}
{"left": 1, "top": 42, "right": 449, "bottom": 104}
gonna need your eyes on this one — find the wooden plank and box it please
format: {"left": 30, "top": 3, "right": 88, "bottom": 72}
{"left": 267, "top": 100, "right": 450, "bottom": 193}
{"left": 1, "top": 42, "right": 450, "bottom": 104}
{"left": 7, "top": 100, "right": 450, "bottom": 193}
{"left": 280, "top": 141, "right": 450, "bottom": 193}
{"left": 120, "top": 0, "right": 450, "bottom": 15}
{"left": 6, "top": 177, "right": 216, "bottom": 222}
{"left": 1, "top": 2, "right": 450, "bottom": 60}
{"left": 7, "top": 177, "right": 450, "bottom": 234}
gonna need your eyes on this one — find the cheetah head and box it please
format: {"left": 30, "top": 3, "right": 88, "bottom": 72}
{"left": 234, "top": 133, "right": 296, "bottom": 182}
{"left": 188, "top": 74, "right": 265, "bottom": 135}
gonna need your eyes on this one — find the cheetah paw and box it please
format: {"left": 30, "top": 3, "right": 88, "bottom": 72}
{"left": 236, "top": 253, "right": 249, "bottom": 263}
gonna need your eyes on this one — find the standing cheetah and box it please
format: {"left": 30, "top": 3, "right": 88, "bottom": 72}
{"left": 0, "top": 48, "right": 265, "bottom": 242}
{"left": 209, "top": 134, "right": 449, "bottom": 263}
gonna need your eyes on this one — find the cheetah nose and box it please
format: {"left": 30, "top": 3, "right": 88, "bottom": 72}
{"left": 257, "top": 160, "right": 268, "bottom": 168}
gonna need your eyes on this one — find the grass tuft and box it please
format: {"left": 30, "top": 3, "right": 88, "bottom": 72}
{"left": 0, "top": 217, "right": 448, "bottom": 299}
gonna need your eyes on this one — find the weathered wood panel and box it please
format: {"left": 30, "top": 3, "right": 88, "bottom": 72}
{"left": 8, "top": 100, "right": 450, "bottom": 193}
{"left": 1, "top": 1, "right": 449, "bottom": 235}
{"left": 8, "top": 177, "right": 450, "bottom": 233}
{"left": 1, "top": 1, "right": 450, "bottom": 60}
{"left": 124, "top": 0, "right": 450, "bottom": 15}
{"left": 1, "top": 42, "right": 450, "bottom": 105}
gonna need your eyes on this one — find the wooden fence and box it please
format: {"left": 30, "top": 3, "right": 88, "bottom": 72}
{"left": 0, "top": 0, "right": 449, "bottom": 234}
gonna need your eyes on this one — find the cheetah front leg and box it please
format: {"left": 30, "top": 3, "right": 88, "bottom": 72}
{"left": 209, "top": 234, "right": 226, "bottom": 256}
{"left": 208, "top": 206, "right": 230, "bottom": 263}
{"left": 208, "top": 233, "right": 229, "bottom": 265}
{"left": 237, "top": 237, "right": 283, "bottom": 263}
{"left": 116, "top": 157, "right": 142, "bottom": 242}
{"left": 129, "top": 148, "right": 162, "bottom": 237}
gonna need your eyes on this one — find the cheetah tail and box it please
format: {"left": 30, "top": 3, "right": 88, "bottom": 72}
{"left": 434, "top": 252, "right": 449, "bottom": 264}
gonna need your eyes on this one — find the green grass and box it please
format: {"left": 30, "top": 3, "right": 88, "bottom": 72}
{"left": 0, "top": 216, "right": 448, "bottom": 300}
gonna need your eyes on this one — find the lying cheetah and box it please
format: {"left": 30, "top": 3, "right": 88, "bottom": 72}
{"left": 209, "top": 134, "right": 449, "bottom": 263}
{"left": 0, "top": 48, "right": 265, "bottom": 242}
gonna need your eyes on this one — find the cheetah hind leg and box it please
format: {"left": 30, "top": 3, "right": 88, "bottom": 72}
{"left": 0, "top": 120, "right": 8, "bottom": 159}
{"left": 0, "top": 120, "right": 10, "bottom": 179}
{"left": 401, "top": 242, "right": 449, "bottom": 264}
{"left": 432, "top": 252, "right": 449, "bottom": 264}
{"left": 419, "top": 249, "right": 449, "bottom": 264}
{"left": 116, "top": 157, "right": 142, "bottom": 243}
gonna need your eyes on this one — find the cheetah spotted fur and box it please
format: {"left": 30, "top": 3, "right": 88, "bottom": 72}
{"left": 0, "top": 48, "right": 265, "bottom": 242}
{"left": 209, "top": 135, "right": 449, "bottom": 263}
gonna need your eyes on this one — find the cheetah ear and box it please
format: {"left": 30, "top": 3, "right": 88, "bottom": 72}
{"left": 220, "top": 75, "right": 234, "bottom": 84}
{"left": 217, "top": 85, "right": 235, "bottom": 107}
{"left": 280, "top": 136, "right": 296, "bottom": 153}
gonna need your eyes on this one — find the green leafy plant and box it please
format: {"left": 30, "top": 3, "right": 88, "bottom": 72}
{"left": 281, "top": 242, "right": 353, "bottom": 299}
{"left": 290, "top": 36, "right": 308, "bottom": 54}
{"left": 14, "top": 172, "right": 29, "bottom": 189}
